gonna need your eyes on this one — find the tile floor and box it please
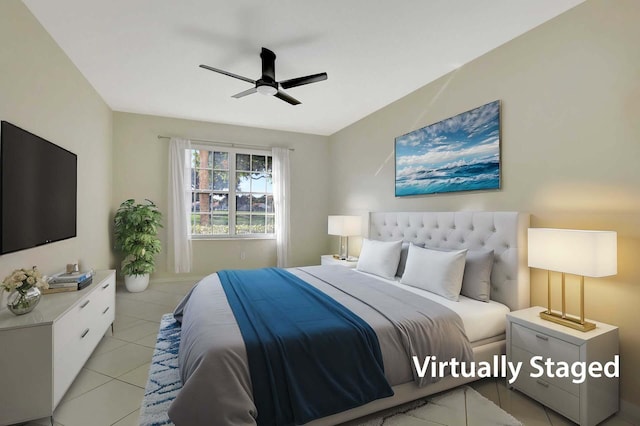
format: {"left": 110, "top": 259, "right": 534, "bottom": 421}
{"left": 22, "top": 280, "right": 195, "bottom": 426}
{"left": 20, "top": 280, "right": 633, "bottom": 426}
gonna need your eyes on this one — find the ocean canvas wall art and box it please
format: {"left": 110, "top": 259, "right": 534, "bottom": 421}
{"left": 395, "top": 100, "right": 501, "bottom": 196}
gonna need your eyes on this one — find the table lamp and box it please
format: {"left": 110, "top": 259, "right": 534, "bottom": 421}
{"left": 528, "top": 228, "right": 617, "bottom": 332}
{"left": 328, "top": 215, "right": 361, "bottom": 260}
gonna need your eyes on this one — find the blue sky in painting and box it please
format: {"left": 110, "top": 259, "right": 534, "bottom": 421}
{"left": 395, "top": 100, "right": 500, "bottom": 196}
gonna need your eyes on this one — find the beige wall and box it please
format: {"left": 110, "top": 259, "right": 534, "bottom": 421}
{"left": 329, "top": 0, "right": 640, "bottom": 415}
{"left": 112, "top": 112, "right": 330, "bottom": 281}
{"left": 0, "top": 1, "right": 113, "bottom": 279}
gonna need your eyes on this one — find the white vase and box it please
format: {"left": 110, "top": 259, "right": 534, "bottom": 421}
{"left": 124, "top": 274, "right": 149, "bottom": 293}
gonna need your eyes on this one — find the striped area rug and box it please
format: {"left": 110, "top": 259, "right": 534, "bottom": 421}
{"left": 140, "top": 314, "right": 521, "bottom": 426}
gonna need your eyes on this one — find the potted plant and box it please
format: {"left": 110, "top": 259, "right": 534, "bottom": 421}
{"left": 113, "top": 199, "right": 163, "bottom": 292}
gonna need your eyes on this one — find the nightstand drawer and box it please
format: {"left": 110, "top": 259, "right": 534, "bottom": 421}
{"left": 512, "top": 361, "right": 580, "bottom": 423}
{"left": 507, "top": 307, "right": 619, "bottom": 426}
{"left": 511, "top": 323, "right": 579, "bottom": 364}
{"left": 511, "top": 346, "right": 579, "bottom": 396}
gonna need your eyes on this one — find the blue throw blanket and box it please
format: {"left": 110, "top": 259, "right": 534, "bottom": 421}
{"left": 219, "top": 268, "right": 393, "bottom": 426}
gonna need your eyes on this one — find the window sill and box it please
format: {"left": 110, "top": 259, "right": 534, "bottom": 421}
{"left": 191, "top": 235, "right": 276, "bottom": 241}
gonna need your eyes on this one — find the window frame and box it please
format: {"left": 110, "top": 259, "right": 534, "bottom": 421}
{"left": 189, "top": 144, "right": 275, "bottom": 240}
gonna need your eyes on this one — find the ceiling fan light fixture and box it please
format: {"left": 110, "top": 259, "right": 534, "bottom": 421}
{"left": 257, "top": 85, "right": 278, "bottom": 96}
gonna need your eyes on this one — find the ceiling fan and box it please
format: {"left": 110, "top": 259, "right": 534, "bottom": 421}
{"left": 199, "top": 47, "right": 327, "bottom": 105}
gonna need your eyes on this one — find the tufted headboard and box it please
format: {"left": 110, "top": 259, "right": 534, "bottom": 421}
{"left": 369, "top": 211, "right": 530, "bottom": 311}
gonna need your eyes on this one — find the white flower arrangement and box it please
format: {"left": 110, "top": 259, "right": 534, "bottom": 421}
{"left": 1, "top": 267, "right": 49, "bottom": 293}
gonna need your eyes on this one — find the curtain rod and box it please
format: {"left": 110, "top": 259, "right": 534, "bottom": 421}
{"left": 157, "top": 135, "right": 294, "bottom": 151}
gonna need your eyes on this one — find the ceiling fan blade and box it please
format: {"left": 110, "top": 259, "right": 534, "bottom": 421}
{"left": 260, "top": 47, "right": 276, "bottom": 82}
{"left": 280, "top": 72, "right": 327, "bottom": 89}
{"left": 199, "top": 64, "right": 256, "bottom": 84}
{"left": 232, "top": 87, "right": 258, "bottom": 98}
{"left": 274, "top": 90, "right": 301, "bottom": 105}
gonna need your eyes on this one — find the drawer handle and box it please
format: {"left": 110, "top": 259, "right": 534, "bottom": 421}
{"left": 536, "top": 379, "right": 550, "bottom": 388}
{"left": 102, "top": 283, "right": 110, "bottom": 290}
{"left": 102, "top": 306, "right": 110, "bottom": 314}
{"left": 80, "top": 300, "right": 90, "bottom": 309}
{"left": 535, "top": 334, "right": 549, "bottom": 341}
{"left": 81, "top": 328, "right": 90, "bottom": 338}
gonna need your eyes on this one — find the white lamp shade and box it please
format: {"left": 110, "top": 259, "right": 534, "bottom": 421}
{"left": 528, "top": 228, "right": 617, "bottom": 277}
{"left": 328, "top": 215, "right": 361, "bottom": 236}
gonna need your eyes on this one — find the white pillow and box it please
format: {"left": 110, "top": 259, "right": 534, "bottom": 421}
{"left": 396, "top": 242, "right": 425, "bottom": 277}
{"left": 400, "top": 245, "right": 467, "bottom": 301}
{"left": 356, "top": 239, "right": 403, "bottom": 279}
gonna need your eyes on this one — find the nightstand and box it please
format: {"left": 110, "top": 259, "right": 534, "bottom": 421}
{"left": 506, "top": 306, "right": 619, "bottom": 426}
{"left": 320, "top": 254, "right": 358, "bottom": 268}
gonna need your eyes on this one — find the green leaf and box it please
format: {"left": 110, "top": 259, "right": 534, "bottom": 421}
{"left": 113, "top": 199, "right": 163, "bottom": 276}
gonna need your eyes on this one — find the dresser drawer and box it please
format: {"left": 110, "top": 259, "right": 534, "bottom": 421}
{"left": 511, "top": 323, "right": 579, "bottom": 364}
{"left": 52, "top": 287, "right": 107, "bottom": 406}
{"left": 92, "top": 276, "right": 115, "bottom": 328}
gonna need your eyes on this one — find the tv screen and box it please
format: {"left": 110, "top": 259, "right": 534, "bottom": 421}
{"left": 1, "top": 121, "right": 77, "bottom": 254}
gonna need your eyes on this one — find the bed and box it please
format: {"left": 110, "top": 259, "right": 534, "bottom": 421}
{"left": 169, "top": 211, "right": 530, "bottom": 426}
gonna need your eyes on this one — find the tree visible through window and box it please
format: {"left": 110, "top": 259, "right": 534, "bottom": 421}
{"left": 189, "top": 146, "right": 275, "bottom": 237}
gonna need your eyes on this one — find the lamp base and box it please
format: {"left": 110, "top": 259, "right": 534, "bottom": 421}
{"left": 540, "top": 310, "right": 596, "bottom": 332}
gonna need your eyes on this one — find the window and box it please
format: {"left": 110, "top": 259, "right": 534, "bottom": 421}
{"left": 189, "top": 146, "right": 275, "bottom": 238}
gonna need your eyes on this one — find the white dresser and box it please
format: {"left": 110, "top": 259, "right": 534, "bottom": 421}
{"left": 506, "top": 306, "right": 619, "bottom": 426}
{"left": 0, "top": 270, "right": 115, "bottom": 426}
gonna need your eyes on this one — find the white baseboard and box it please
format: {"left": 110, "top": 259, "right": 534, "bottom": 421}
{"left": 620, "top": 399, "right": 640, "bottom": 424}
{"left": 150, "top": 275, "right": 205, "bottom": 285}
{"left": 115, "top": 275, "right": 204, "bottom": 287}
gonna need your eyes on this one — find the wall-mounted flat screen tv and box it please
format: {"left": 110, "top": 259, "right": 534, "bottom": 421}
{"left": 0, "top": 121, "right": 77, "bottom": 255}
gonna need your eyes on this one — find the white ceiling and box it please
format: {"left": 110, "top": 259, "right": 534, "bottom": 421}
{"left": 23, "top": 0, "right": 584, "bottom": 136}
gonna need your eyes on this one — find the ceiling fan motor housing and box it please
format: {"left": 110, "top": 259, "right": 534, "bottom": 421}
{"left": 256, "top": 48, "right": 278, "bottom": 95}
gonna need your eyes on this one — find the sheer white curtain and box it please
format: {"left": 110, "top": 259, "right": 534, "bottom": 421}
{"left": 272, "top": 147, "right": 291, "bottom": 268}
{"left": 167, "top": 138, "right": 192, "bottom": 273}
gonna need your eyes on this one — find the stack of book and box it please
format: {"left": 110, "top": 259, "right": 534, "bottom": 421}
{"left": 44, "top": 271, "right": 94, "bottom": 294}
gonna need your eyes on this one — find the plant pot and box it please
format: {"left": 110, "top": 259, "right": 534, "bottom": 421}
{"left": 124, "top": 274, "right": 150, "bottom": 293}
